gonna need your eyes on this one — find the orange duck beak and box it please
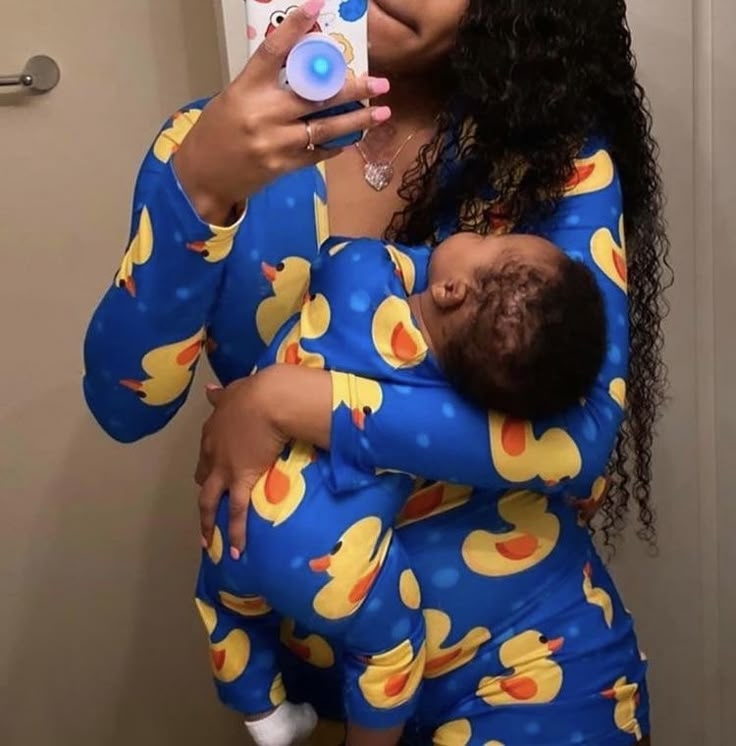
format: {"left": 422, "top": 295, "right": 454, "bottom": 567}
{"left": 546, "top": 637, "right": 564, "bottom": 654}
{"left": 120, "top": 379, "right": 143, "bottom": 393}
{"left": 309, "top": 555, "right": 331, "bottom": 573}
{"left": 261, "top": 262, "right": 278, "bottom": 283}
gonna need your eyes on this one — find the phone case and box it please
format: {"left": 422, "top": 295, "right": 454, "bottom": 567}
{"left": 244, "top": 1, "right": 369, "bottom": 148}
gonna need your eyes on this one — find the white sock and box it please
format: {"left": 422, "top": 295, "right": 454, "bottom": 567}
{"left": 245, "top": 701, "right": 318, "bottom": 746}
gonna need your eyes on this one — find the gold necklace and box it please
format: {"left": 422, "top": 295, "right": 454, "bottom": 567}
{"left": 355, "top": 116, "right": 439, "bottom": 192}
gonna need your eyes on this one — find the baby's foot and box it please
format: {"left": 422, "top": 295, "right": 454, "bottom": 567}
{"left": 245, "top": 701, "right": 318, "bottom": 746}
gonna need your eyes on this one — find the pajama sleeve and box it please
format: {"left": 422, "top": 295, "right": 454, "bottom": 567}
{"left": 329, "top": 141, "right": 629, "bottom": 497}
{"left": 83, "top": 99, "right": 244, "bottom": 443}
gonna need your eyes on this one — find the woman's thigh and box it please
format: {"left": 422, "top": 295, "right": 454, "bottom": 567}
{"left": 396, "top": 500, "right": 650, "bottom": 743}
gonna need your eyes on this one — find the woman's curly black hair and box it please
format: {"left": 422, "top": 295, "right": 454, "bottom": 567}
{"left": 387, "top": 0, "right": 671, "bottom": 547}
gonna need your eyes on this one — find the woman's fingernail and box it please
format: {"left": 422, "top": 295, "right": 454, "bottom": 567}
{"left": 201, "top": 536, "right": 208, "bottom": 549}
{"left": 371, "top": 106, "right": 392, "bottom": 123}
{"left": 206, "top": 383, "right": 221, "bottom": 391}
{"left": 368, "top": 77, "right": 390, "bottom": 96}
{"left": 302, "top": 0, "right": 325, "bottom": 18}
{"left": 230, "top": 546, "right": 241, "bottom": 561}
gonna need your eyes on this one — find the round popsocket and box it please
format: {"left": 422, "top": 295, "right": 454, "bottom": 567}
{"left": 285, "top": 33, "right": 347, "bottom": 102}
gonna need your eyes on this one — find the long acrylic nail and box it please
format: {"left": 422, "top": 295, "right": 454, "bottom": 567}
{"left": 371, "top": 106, "right": 392, "bottom": 123}
{"left": 303, "top": 0, "right": 325, "bottom": 18}
{"left": 368, "top": 77, "right": 390, "bottom": 96}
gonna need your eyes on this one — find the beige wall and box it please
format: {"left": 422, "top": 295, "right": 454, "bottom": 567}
{"left": 0, "top": 2, "right": 242, "bottom": 744}
{"left": 611, "top": 0, "right": 735, "bottom": 744}
{"left": 1, "top": 0, "right": 733, "bottom": 744}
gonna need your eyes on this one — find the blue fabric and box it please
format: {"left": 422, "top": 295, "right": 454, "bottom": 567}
{"left": 84, "top": 101, "right": 648, "bottom": 744}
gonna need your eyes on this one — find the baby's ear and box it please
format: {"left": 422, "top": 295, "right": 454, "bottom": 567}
{"left": 430, "top": 278, "right": 470, "bottom": 310}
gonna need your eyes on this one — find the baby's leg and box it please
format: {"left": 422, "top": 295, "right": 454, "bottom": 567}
{"left": 195, "top": 499, "right": 317, "bottom": 745}
{"left": 246, "top": 459, "right": 426, "bottom": 734}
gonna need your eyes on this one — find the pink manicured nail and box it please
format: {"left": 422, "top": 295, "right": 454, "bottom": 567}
{"left": 206, "top": 383, "right": 221, "bottom": 391}
{"left": 372, "top": 106, "right": 392, "bottom": 123}
{"left": 201, "top": 536, "right": 208, "bottom": 549}
{"left": 302, "top": 0, "right": 325, "bottom": 18}
{"left": 230, "top": 546, "right": 241, "bottom": 561}
{"left": 368, "top": 77, "right": 390, "bottom": 96}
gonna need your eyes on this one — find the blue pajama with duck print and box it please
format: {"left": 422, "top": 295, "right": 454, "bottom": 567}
{"left": 83, "top": 100, "right": 649, "bottom": 744}
{"left": 197, "top": 239, "right": 442, "bottom": 728}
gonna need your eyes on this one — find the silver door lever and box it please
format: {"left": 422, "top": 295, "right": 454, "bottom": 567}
{"left": 0, "top": 55, "right": 60, "bottom": 93}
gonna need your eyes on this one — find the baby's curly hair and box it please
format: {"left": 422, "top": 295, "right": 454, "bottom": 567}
{"left": 439, "top": 254, "right": 606, "bottom": 420}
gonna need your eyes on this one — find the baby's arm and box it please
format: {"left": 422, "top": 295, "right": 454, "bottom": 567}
{"left": 247, "top": 144, "right": 628, "bottom": 499}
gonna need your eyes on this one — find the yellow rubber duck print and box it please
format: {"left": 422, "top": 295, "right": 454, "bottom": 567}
{"left": 119, "top": 327, "right": 204, "bottom": 405}
{"left": 300, "top": 291, "right": 331, "bottom": 340}
{"left": 399, "top": 569, "right": 421, "bottom": 610}
{"left": 208, "top": 526, "right": 224, "bottom": 564}
{"left": 372, "top": 296, "right": 428, "bottom": 369}
{"left": 609, "top": 377, "right": 626, "bottom": 408}
{"left": 327, "top": 240, "right": 351, "bottom": 257}
{"left": 255, "top": 257, "right": 311, "bottom": 344}
{"left": 424, "top": 609, "right": 491, "bottom": 679}
{"left": 308, "top": 516, "right": 392, "bottom": 620}
{"left": 314, "top": 163, "right": 330, "bottom": 246}
{"left": 564, "top": 149, "right": 615, "bottom": 197}
{"left": 331, "top": 372, "right": 384, "bottom": 431}
{"left": 115, "top": 206, "right": 154, "bottom": 297}
{"left": 592, "top": 215, "right": 627, "bottom": 293}
{"left": 384, "top": 244, "right": 417, "bottom": 293}
{"left": 280, "top": 618, "right": 335, "bottom": 669}
{"left": 602, "top": 676, "right": 643, "bottom": 740}
{"left": 153, "top": 108, "right": 202, "bottom": 163}
{"left": 462, "top": 491, "right": 560, "bottom": 577}
{"left": 251, "top": 440, "right": 315, "bottom": 526}
{"left": 195, "top": 598, "right": 217, "bottom": 636}
{"left": 187, "top": 222, "right": 238, "bottom": 263}
{"left": 396, "top": 482, "right": 473, "bottom": 528}
{"left": 275, "top": 323, "right": 326, "bottom": 369}
{"left": 218, "top": 590, "right": 272, "bottom": 618}
{"left": 583, "top": 562, "right": 614, "bottom": 628}
{"left": 488, "top": 413, "right": 582, "bottom": 486}
{"left": 274, "top": 292, "right": 331, "bottom": 369}
{"left": 477, "top": 630, "right": 564, "bottom": 706}
{"left": 194, "top": 598, "right": 251, "bottom": 683}
{"left": 358, "top": 640, "right": 426, "bottom": 710}
{"left": 209, "top": 629, "right": 251, "bottom": 683}
{"left": 575, "top": 476, "right": 608, "bottom": 527}
{"left": 434, "top": 719, "right": 505, "bottom": 746}
{"left": 270, "top": 673, "right": 286, "bottom": 707}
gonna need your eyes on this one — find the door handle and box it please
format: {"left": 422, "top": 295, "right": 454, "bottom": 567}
{"left": 0, "top": 55, "right": 60, "bottom": 93}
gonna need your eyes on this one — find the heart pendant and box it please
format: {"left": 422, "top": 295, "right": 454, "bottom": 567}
{"left": 363, "top": 161, "right": 394, "bottom": 192}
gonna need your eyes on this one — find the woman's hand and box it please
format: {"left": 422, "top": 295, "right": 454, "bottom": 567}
{"left": 570, "top": 476, "right": 610, "bottom": 525}
{"left": 196, "top": 375, "right": 289, "bottom": 557}
{"left": 173, "top": 0, "right": 391, "bottom": 225}
{"left": 195, "top": 365, "right": 334, "bottom": 555}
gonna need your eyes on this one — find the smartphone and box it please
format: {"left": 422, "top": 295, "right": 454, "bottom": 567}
{"left": 244, "top": 1, "right": 369, "bottom": 148}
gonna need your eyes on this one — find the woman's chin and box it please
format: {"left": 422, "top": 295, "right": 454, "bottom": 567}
{"left": 368, "top": 6, "right": 416, "bottom": 70}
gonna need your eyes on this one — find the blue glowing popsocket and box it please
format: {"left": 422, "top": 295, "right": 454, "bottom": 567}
{"left": 286, "top": 33, "right": 347, "bottom": 102}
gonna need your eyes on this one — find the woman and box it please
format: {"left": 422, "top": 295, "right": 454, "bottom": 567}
{"left": 84, "top": 0, "right": 668, "bottom": 743}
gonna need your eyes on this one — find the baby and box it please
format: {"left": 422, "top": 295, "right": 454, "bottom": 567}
{"left": 195, "top": 232, "right": 606, "bottom": 746}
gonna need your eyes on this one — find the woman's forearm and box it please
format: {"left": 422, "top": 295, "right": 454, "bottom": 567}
{"left": 258, "top": 365, "right": 333, "bottom": 450}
